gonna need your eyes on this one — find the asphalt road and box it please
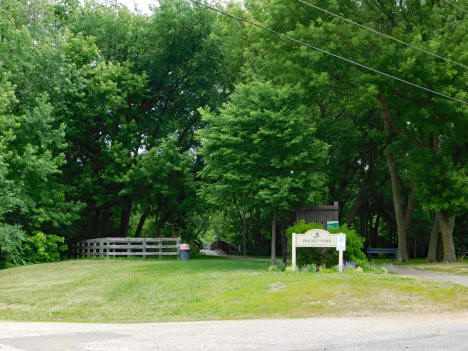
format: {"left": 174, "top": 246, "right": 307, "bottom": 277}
{"left": 1, "top": 314, "right": 467, "bottom": 351}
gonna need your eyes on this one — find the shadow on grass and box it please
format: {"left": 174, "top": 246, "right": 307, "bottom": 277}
{"left": 76, "top": 256, "right": 270, "bottom": 274}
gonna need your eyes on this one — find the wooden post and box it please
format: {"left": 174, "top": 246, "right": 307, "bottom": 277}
{"left": 292, "top": 233, "right": 296, "bottom": 271}
{"left": 106, "top": 239, "right": 110, "bottom": 260}
{"left": 176, "top": 237, "right": 181, "bottom": 260}
{"left": 99, "top": 239, "right": 103, "bottom": 258}
{"left": 143, "top": 238, "right": 147, "bottom": 259}
{"left": 159, "top": 238, "right": 163, "bottom": 259}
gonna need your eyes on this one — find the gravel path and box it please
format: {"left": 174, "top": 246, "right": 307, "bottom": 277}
{"left": 393, "top": 266, "right": 468, "bottom": 287}
{"left": 1, "top": 314, "right": 467, "bottom": 351}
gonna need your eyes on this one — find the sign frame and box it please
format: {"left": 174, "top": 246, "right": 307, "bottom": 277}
{"left": 292, "top": 230, "right": 346, "bottom": 273}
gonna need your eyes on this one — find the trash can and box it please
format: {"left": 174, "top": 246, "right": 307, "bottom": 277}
{"left": 179, "top": 243, "right": 190, "bottom": 261}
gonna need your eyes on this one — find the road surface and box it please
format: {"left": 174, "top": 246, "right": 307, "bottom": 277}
{"left": 1, "top": 314, "right": 467, "bottom": 351}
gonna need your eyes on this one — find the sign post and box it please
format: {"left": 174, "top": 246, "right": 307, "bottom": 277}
{"left": 336, "top": 233, "right": 346, "bottom": 273}
{"left": 291, "top": 229, "right": 346, "bottom": 273}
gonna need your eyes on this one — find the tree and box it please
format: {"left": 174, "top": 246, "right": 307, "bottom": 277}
{"left": 199, "top": 79, "right": 328, "bottom": 264}
{"left": 125, "top": 137, "right": 198, "bottom": 238}
{"left": 239, "top": 0, "right": 467, "bottom": 261}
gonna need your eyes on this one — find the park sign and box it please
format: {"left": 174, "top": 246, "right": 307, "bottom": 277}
{"left": 292, "top": 229, "right": 346, "bottom": 272}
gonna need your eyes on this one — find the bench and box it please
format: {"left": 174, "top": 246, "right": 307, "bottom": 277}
{"left": 367, "top": 247, "right": 398, "bottom": 259}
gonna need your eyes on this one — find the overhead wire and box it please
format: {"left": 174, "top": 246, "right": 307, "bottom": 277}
{"left": 188, "top": 0, "right": 468, "bottom": 106}
{"left": 296, "top": 0, "right": 468, "bottom": 70}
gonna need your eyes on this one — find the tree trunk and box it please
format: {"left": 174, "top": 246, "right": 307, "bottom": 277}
{"left": 281, "top": 219, "right": 288, "bottom": 264}
{"left": 242, "top": 215, "right": 247, "bottom": 256}
{"left": 426, "top": 216, "right": 439, "bottom": 262}
{"left": 119, "top": 197, "right": 133, "bottom": 237}
{"left": 437, "top": 213, "right": 456, "bottom": 263}
{"left": 371, "top": 214, "right": 380, "bottom": 248}
{"left": 154, "top": 212, "right": 170, "bottom": 237}
{"left": 379, "top": 94, "right": 411, "bottom": 262}
{"left": 271, "top": 210, "right": 277, "bottom": 265}
{"left": 135, "top": 207, "right": 150, "bottom": 237}
{"left": 97, "top": 207, "right": 111, "bottom": 238}
{"left": 250, "top": 209, "right": 261, "bottom": 255}
{"left": 233, "top": 194, "right": 247, "bottom": 256}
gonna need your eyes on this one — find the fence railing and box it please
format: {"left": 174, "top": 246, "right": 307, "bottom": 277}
{"left": 75, "top": 237, "right": 181, "bottom": 259}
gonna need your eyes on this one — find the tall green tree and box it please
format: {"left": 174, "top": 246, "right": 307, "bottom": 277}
{"left": 199, "top": 79, "right": 328, "bottom": 264}
{"left": 238, "top": 0, "right": 467, "bottom": 261}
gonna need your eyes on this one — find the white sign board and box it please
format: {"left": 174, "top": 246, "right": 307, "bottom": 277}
{"left": 295, "top": 229, "right": 337, "bottom": 247}
{"left": 292, "top": 230, "right": 346, "bottom": 273}
{"left": 336, "top": 233, "right": 346, "bottom": 251}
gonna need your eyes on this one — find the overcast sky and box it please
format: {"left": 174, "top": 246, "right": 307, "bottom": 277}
{"left": 116, "top": 0, "right": 156, "bottom": 14}
{"left": 113, "top": 0, "right": 229, "bottom": 14}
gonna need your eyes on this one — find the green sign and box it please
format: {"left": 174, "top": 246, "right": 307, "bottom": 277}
{"left": 327, "top": 221, "right": 339, "bottom": 229}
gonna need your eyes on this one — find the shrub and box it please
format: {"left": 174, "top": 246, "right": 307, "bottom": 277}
{"left": 268, "top": 263, "right": 287, "bottom": 272}
{"left": 357, "top": 261, "right": 386, "bottom": 273}
{"left": 328, "top": 224, "right": 367, "bottom": 264}
{"left": 0, "top": 224, "right": 25, "bottom": 265}
{"left": 285, "top": 220, "right": 366, "bottom": 268}
{"left": 300, "top": 263, "right": 317, "bottom": 272}
{"left": 23, "top": 231, "right": 67, "bottom": 263}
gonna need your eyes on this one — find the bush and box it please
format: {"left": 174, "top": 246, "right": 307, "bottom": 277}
{"left": 357, "top": 261, "right": 386, "bottom": 274}
{"left": 23, "top": 231, "right": 67, "bottom": 263}
{"left": 285, "top": 220, "right": 366, "bottom": 268}
{"left": 268, "top": 263, "right": 287, "bottom": 272}
{"left": 0, "top": 224, "right": 25, "bottom": 265}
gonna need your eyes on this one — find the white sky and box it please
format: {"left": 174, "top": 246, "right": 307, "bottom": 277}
{"left": 113, "top": 0, "right": 231, "bottom": 15}
{"left": 117, "top": 0, "right": 156, "bottom": 14}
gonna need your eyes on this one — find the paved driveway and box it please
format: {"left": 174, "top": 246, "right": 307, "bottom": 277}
{"left": 1, "top": 314, "right": 467, "bottom": 351}
{"left": 394, "top": 266, "right": 468, "bottom": 287}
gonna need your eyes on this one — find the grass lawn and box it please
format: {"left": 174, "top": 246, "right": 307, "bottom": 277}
{"left": 0, "top": 258, "right": 466, "bottom": 323}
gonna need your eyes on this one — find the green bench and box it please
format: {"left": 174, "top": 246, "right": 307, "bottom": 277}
{"left": 367, "top": 247, "right": 398, "bottom": 259}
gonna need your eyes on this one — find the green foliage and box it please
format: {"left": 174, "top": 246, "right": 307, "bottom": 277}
{"left": 199, "top": 79, "right": 328, "bottom": 213}
{"left": 285, "top": 220, "right": 366, "bottom": 267}
{"left": 23, "top": 232, "right": 68, "bottom": 263}
{"left": 0, "top": 224, "right": 25, "bottom": 265}
{"left": 328, "top": 225, "right": 367, "bottom": 264}
{"left": 1, "top": 0, "right": 466, "bottom": 265}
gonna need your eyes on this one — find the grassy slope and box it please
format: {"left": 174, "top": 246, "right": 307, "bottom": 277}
{"left": 0, "top": 258, "right": 466, "bottom": 323}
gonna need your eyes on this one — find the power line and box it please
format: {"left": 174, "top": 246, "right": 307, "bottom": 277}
{"left": 296, "top": 0, "right": 467, "bottom": 70}
{"left": 444, "top": 0, "right": 468, "bottom": 14}
{"left": 189, "top": 0, "right": 468, "bottom": 106}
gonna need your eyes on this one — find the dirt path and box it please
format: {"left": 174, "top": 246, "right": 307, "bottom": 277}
{"left": 394, "top": 266, "right": 468, "bottom": 287}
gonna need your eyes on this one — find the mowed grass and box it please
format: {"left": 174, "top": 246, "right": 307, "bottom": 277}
{"left": 0, "top": 258, "right": 466, "bottom": 323}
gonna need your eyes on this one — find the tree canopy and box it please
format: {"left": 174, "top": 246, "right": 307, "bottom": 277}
{"left": 0, "top": 0, "right": 466, "bottom": 266}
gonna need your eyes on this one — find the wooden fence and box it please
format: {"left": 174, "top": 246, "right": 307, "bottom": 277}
{"left": 293, "top": 202, "right": 339, "bottom": 228}
{"left": 75, "top": 237, "right": 181, "bottom": 259}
